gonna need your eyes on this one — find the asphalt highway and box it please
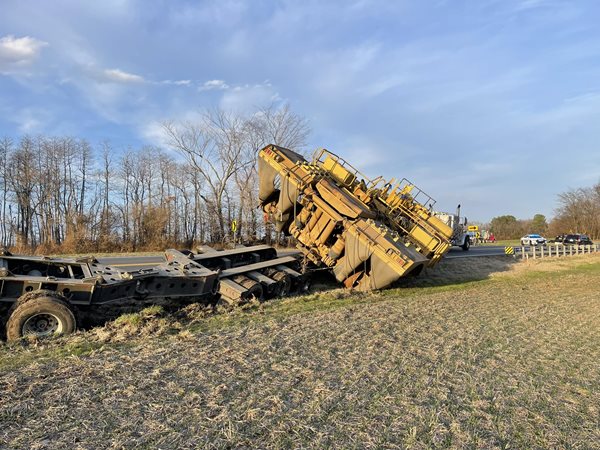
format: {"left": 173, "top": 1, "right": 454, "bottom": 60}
{"left": 446, "top": 245, "right": 508, "bottom": 258}
{"left": 98, "top": 245, "right": 509, "bottom": 271}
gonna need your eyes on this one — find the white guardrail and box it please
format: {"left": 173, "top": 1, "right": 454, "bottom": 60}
{"left": 504, "top": 244, "right": 600, "bottom": 259}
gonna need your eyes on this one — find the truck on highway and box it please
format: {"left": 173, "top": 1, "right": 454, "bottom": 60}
{"left": 433, "top": 205, "right": 470, "bottom": 251}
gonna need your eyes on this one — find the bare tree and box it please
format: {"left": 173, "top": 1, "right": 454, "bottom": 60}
{"left": 163, "top": 104, "right": 310, "bottom": 243}
{"left": 0, "top": 103, "right": 310, "bottom": 252}
{"left": 163, "top": 110, "right": 248, "bottom": 241}
{"left": 247, "top": 103, "right": 310, "bottom": 150}
{"left": 0, "top": 137, "right": 13, "bottom": 247}
{"left": 553, "top": 183, "right": 600, "bottom": 238}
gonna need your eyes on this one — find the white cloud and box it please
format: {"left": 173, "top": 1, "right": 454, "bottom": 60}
{"left": 102, "top": 68, "right": 145, "bottom": 83}
{"left": 199, "top": 79, "right": 229, "bottom": 91}
{"left": 162, "top": 79, "right": 192, "bottom": 86}
{"left": 0, "top": 35, "right": 48, "bottom": 72}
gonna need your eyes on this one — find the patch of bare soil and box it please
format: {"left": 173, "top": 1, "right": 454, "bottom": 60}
{"left": 1, "top": 256, "right": 600, "bottom": 449}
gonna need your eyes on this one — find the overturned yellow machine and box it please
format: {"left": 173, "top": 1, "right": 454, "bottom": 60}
{"left": 258, "top": 145, "right": 453, "bottom": 291}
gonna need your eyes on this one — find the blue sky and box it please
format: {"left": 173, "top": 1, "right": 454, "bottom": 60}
{"left": 1, "top": 0, "right": 600, "bottom": 223}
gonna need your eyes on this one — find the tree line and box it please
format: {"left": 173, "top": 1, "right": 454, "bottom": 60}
{"left": 0, "top": 105, "right": 310, "bottom": 253}
{"left": 489, "top": 181, "right": 600, "bottom": 240}
{"left": 488, "top": 214, "right": 549, "bottom": 240}
{"left": 551, "top": 182, "right": 600, "bottom": 238}
{"left": 2, "top": 101, "right": 597, "bottom": 252}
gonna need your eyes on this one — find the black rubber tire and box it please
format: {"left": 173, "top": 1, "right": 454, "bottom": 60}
{"left": 461, "top": 237, "right": 470, "bottom": 251}
{"left": 298, "top": 277, "right": 312, "bottom": 294}
{"left": 244, "top": 283, "right": 264, "bottom": 301}
{"left": 272, "top": 272, "right": 292, "bottom": 297}
{"left": 6, "top": 296, "right": 76, "bottom": 341}
{"left": 234, "top": 277, "right": 264, "bottom": 302}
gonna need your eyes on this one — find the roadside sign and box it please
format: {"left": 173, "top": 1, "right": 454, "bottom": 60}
{"left": 505, "top": 246, "right": 514, "bottom": 255}
{"left": 231, "top": 220, "right": 237, "bottom": 233}
{"left": 467, "top": 225, "right": 479, "bottom": 232}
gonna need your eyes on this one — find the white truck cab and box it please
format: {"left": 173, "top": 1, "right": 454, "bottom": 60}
{"left": 433, "top": 206, "right": 470, "bottom": 251}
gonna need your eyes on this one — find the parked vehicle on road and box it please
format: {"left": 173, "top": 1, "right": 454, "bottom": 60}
{"left": 548, "top": 235, "right": 565, "bottom": 244}
{"left": 520, "top": 234, "right": 547, "bottom": 246}
{"left": 563, "top": 234, "right": 593, "bottom": 245}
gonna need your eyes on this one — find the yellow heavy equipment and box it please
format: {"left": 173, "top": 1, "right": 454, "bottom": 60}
{"left": 258, "top": 145, "right": 453, "bottom": 290}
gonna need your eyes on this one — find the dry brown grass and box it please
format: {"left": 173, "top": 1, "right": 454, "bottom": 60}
{"left": 1, "top": 255, "right": 600, "bottom": 449}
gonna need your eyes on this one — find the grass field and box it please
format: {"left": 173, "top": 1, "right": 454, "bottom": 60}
{"left": 1, "top": 255, "right": 600, "bottom": 449}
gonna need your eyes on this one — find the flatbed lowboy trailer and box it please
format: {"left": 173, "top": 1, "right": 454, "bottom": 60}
{"left": 0, "top": 246, "right": 309, "bottom": 341}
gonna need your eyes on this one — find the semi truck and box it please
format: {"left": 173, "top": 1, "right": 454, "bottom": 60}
{"left": 433, "top": 205, "right": 471, "bottom": 251}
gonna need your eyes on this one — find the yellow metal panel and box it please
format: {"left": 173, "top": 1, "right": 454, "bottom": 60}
{"left": 409, "top": 225, "right": 439, "bottom": 252}
{"left": 315, "top": 179, "right": 375, "bottom": 219}
{"left": 322, "top": 156, "right": 356, "bottom": 186}
{"left": 426, "top": 215, "right": 453, "bottom": 239}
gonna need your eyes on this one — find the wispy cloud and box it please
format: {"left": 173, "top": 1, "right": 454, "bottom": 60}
{"left": 199, "top": 79, "right": 229, "bottom": 91}
{"left": 162, "top": 79, "right": 192, "bottom": 86}
{"left": 102, "top": 68, "right": 145, "bottom": 83}
{"left": 0, "top": 106, "right": 54, "bottom": 134}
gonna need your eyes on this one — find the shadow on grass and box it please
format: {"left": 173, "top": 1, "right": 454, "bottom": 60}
{"left": 302, "top": 256, "right": 522, "bottom": 294}
{"left": 392, "top": 255, "right": 520, "bottom": 290}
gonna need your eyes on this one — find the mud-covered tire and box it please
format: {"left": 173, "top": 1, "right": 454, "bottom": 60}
{"left": 244, "top": 283, "right": 264, "bottom": 302}
{"left": 6, "top": 295, "right": 76, "bottom": 341}
{"left": 270, "top": 271, "right": 292, "bottom": 297}
{"left": 233, "top": 276, "right": 264, "bottom": 302}
{"left": 297, "top": 276, "right": 311, "bottom": 294}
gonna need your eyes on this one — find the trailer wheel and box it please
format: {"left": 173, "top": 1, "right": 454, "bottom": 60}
{"left": 244, "top": 282, "right": 264, "bottom": 302}
{"left": 233, "top": 276, "right": 264, "bottom": 302}
{"left": 6, "top": 295, "right": 76, "bottom": 341}
{"left": 297, "top": 276, "right": 311, "bottom": 294}
{"left": 271, "top": 271, "right": 292, "bottom": 297}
